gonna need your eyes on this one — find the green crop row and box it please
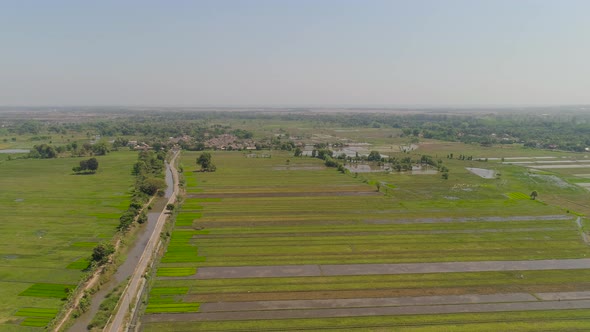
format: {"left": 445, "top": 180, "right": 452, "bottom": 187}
{"left": 507, "top": 192, "right": 531, "bottom": 200}
{"left": 156, "top": 267, "right": 197, "bottom": 277}
{"left": 66, "top": 258, "right": 91, "bottom": 270}
{"left": 19, "top": 283, "right": 74, "bottom": 298}
{"left": 150, "top": 287, "right": 189, "bottom": 295}
{"left": 175, "top": 213, "right": 202, "bottom": 227}
{"left": 20, "top": 316, "right": 53, "bottom": 327}
{"left": 145, "top": 303, "right": 200, "bottom": 314}
{"left": 142, "top": 309, "right": 590, "bottom": 331}
{"left": 15, "top": 307, "right": 59, "bottom": 317}
{"left": 15, "top": 307, "right": 59, "bottom": 328}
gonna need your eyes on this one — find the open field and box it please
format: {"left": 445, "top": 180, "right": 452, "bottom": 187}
{"left": 0, "top": 151, "right": 136, "bottom": 330}
{"left": 140, "top": 149, "right": 590, "bottom": 330}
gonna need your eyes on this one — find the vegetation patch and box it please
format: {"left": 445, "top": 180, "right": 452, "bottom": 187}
{"left": 181, "top": 199, "right": 204, "bottom": 210}
{"left": 145, "top": 303, "right": 200, "bottom": 314}
{"left": 0, "top": 151, "right": 136, "bottom": 326}
{"left": 66, "top": 257, "right": 91, "bottom": 270}
{"left": 71, "top": 241, "right": 98, "bottom": 248}
{"left": 156, "top": 267, "right": 197, "bottom": 277}
{"left": 15, "top": 307, "right": 59, "bottom": 327}
{"left": 148, "top": 287, "right": 190, "bottom": 305}
{"left": 19, "top": 283, "right": 74, "bottom": 298}
{"left": 175, "top": 213, "right": 202, "bottom": 227}
{"left": 87, "top": 283, "right": 125, "bottom": 330}
{"left": 161, "top": 230, "right": 206, "bottom": 263}
{"left": 507, "top": 192, "right": 531, "bottom": 200}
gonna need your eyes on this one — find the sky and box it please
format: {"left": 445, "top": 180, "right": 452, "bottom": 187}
{"left": 1, "top": 0, "right": 589, "bottom": 107}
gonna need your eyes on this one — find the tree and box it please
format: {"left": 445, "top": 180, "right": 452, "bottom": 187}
{"left": 132, "top": 161, "right": 147, "bottom": 176}
{"left": 91, "top": 242, "right": 114, "bottom": 265}
{"left": 112, "top": 137, "right": 129, "bottom": 149}
{"left": 92, "top": 141, "right": 109, "bottom": 155}
{"left": 294, "top": 147, "right": 302, "bottom": 157}
{"left": 367, "top": 151, "right": 381, "bottom": 162}
{"left": 118, "top": 210, "right": 136, "bottom": 230}
{"left": 139, "top": 177, "right": 167, "bottom": 195}
{"left": 31, "top": 144, "right": 57, "bottom": 158}
{"left": 530, "top": 190, "right": 538, "bottom": 200}
{"left": 73, "top": 157, "right": 99, "bottom": 174}
{"left": 86, "top": 158, "right": 99, "bottom": 172}
{"left": 197, "top": 152, "right": 216, "bottom": 172}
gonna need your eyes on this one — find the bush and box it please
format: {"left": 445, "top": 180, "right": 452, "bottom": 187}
{"left": 118, "top": 210, "right": 136, "bottom": 230}
{"left": 129, "top": 200, "right": 143, "bottom": 210}
{"left": 91, "top": 243, "right": 114, "bottom": 265}
{"left": 137, "top": 211, "right": 147, "bottom": 224}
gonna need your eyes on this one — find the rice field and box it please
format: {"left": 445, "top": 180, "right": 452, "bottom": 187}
{"left": 0, "top": 151, "right": 136, "bottom": 329}
{"left": 19, "top": 283, "right": 74, "bottom": 299}
{"left": 14, "top": 308, "right": 59, "bottom": 328}
{"left": 506, "top": 192, "right": 531, "bottom": 200}
{"left": 140, "top": 150, "right": 590, "bottom": 330}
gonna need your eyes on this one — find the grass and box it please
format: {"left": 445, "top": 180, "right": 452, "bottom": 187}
{"left": 0, "top": 151, "right": 137, "bottom": 329}
{"left": 87, "top": 283, "right": 125, "bottom": 331}
{"left": 141, "top": 149, "right": 590, "bottom": 327}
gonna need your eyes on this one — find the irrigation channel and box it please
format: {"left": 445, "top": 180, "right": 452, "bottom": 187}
{"left": 68, "top": 152, "right": 178, "bottom": 332}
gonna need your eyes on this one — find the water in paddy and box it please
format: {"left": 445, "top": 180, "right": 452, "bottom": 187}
{"left": 0, "top": 149, "right": 30, "bottom": 153}
{"left": 68, "top": 163, "right": 173, "bottom": 331}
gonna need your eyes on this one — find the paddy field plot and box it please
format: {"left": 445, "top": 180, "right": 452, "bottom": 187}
{"left": 141, "top": 151, "right": 590, "bottom": 331}
{"left": 0, "top": 151, "right": 136, "bottom": 330}
{"left": 479, "top": 154, "right": 590, "bottom": 214}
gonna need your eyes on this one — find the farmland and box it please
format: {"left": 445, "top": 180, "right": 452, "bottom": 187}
{"left": 140, "top": 147, "right": 590, "bottom": 331}
{"left": 0, "top": 151, "right": 136, "bottom": 330}
{"left": 3, "top": 110, "right": 590, "bottom": 331}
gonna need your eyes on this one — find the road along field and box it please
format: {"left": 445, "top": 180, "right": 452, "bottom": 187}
{"left": 0, "top": 151, "right": 137, "bottom": 331}
{"left": 139, "top": 150, "right": 590, "bottom": 331}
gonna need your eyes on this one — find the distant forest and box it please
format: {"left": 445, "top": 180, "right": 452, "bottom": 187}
{"left": 2, "top": 110, "right": 590, "bottom": 152}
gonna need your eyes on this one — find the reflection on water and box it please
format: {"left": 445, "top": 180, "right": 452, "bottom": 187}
{"left": 345, "top": 164, "right": 438, "bottom": 174}
{"left": 345, "top": 164, "right": 389, "bottom": 173}
{"left": 0, "top": 149, "right": 29, "bottom": 153}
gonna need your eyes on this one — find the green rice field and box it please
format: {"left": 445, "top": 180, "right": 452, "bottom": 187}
{"left": 141, "top": 149, "right": 590, "bottom": 330}
{"left": 0, "top": 151, "right": 136, "bottom": 330}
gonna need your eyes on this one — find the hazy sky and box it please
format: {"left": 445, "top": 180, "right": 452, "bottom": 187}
{"left": 1, "top": 0, "right": 589, "bottom": 107}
